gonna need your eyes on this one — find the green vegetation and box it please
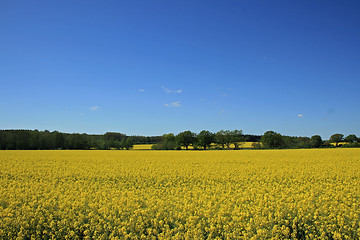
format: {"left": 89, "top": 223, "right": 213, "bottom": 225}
{"left": 1, "top": 129, "right": 359, "bottom": 150}
{"left": 0, "top": 130, "right": 160, "bottom": 150}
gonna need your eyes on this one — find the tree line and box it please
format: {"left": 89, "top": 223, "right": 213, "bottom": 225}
{"left": 0, "top": 130, "right": 160, "bottom": 150}
{"left": 260, "top": 131, "right": 360, "bottom": 149}
{"left": 0, "top": 129, "right": 358, "bottom": 150}
{"left": 152, "top": 130, "right": 360, "bottom": 150}
{"left": 152, "top": 130, "right": 259, "bottom": 150}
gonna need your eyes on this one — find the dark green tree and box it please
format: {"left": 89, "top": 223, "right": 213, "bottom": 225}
{"left": 344, "top": 134, "right": 358, "bottom": 143}
{"left": 261, "top": 131, "right": 285, "bottom": 149}
{"left": 297, "top": 137, "right": 311, "bottom": 148}
{"left": 176, "top": 131, "right": 196, "bottom": 150}
{"left": 120, "top": 138, "right": 133, "bottom": 150}
{"left": 162, "top": 133, "right": 177, "bottom": 150}
{"left": 310, "top": 135, "right": 323, "bottom": 148}
{"left": 54, "top": 131, "right": 65, "bottom": 149}
{"left": 329, "top": 134, "right": 344, "bottom": 147}
{"left": 215, "top": 130, "right": 227, "bottom": 149}
{"left": 197, "top": 130, "right": 215, "bottom": 150}
{"left": 152, "top": 133, "right": 177, "bottom": 150}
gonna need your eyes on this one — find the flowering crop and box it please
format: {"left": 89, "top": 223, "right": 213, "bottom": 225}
{"left": 132, "top": 144, "right": 153, "bottom": 150}
{"left": 0, "top": 149, "right": 359, "bottom": 239}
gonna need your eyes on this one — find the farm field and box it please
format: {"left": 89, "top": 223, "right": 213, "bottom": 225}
{"left": 132, "top": 142, "right": 259, "bottom": 150}
{"left": 0, "top": 149, "right": 359, "bottom": 239}
{"left": 132, "top": 144, "right": 153, "bottom": 150}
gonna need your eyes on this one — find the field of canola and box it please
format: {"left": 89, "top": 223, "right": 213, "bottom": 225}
{"left": 0, "top": 149, "right": 359, "bottom": 239}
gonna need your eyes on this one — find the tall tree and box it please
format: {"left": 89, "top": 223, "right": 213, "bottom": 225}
{"left": 197, "top": 130, "right": 215, "bottom": 150}
{"left": 215, "top": 130, "right": 227, "bottom": 149}
{"left": 310, "top": 135, "right": 322, "bottom": 148}
{"left": 122, "top": 138, "right": 134, "bottom": 150}
{"left": 176, "top": 131, "right": 196, "bottom": 150}
{"left": 229, "top": 130, "right": 244, "bottom": 149}
{"left": 329, "top": 134, "right": 344, "bottom": 147}
{"left": 162, "top": 133, "right": 176, "bottom": 150}
{"left": 261, "top": 131, "right": 285, "bottom": 149}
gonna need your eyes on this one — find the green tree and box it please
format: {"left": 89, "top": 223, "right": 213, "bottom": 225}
{"left": 176, "top": 131, "right": 196, "bottom": 150}
{"left": 297, "top": 137, "right": 311, "bottom": 148}
{"left": 152, "top": 133, "right": 177, "bottom": 150}
{"left": 261, "top": 131, "right": 285, "bottom": 149}
{"left": 197, "top": 130, "right": 215, "bottom": 150}
{"left": 121, "top": 138, "right": 133, "bottom": 150}
{"left": 344, "top": 134, "right": 358, "bottom": 143}
{"left": 310, "top": 135, "right": 322, "bottom": 148}
{"left": 229, "top": 130, "right": 244, "bottom": 149}
{"left": 215, "top": 130, "right": 227, "bottom": 149}
{"left": 54, "top": 131, "right": 65, "bottom": 149}
{"left": 162, "top": 133, "right": 177, "bottom": 150}
{"left": 329, "top": 134, "right": 344, "bottom": 147}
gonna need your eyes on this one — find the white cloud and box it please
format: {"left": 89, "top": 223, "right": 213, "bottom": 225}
{"left": 298, "top": 114, "right": 303, "bottom": 117}
{"left": 164, "top": 101, "right": 182, "bottom": 107}
{"left": 90, "top": 106, "right": 100, "bottom": 111}
{"left": 138, "top": 89, "right": 145, "bottom": 92}
{"left": 162, "top": 86, "right": 182, "bottom": 94}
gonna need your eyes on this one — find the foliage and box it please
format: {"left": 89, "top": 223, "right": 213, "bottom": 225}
{"left": 0, "top": 130, "right": 143, "bottom": 150}
{"left": 261, "top": 131, "right": 285, "bottom": 149}
{"left": 342, "top": 142, "right": 360, "bottom": 148}
{"left": 215, "top": 130, "right": 228, "bottom": 149}
{"left": 329, "top": 134, "right": 344, "bottom": 147}
{"left": 1, "top": 149, "right": 360, "bottom": 239}
{"left": 214, "top": 130, "right": 245, "bottom": 149}
{"left": 151, "top": 133, "right": 177, "bottom": 150}
{"left": 228, "top": 130, "right": 245, "bottom": 149}
{"left": 310, "top": 135, "right": 323, "bottom": 148}
{"left": 176, "top": 131, "right": 197, "bottom": 150}
{"left": 197, "top": 130, "right": 215, "bottom": 150}
{"left": 344, "top": 134, "right": 358, "bottom": 143}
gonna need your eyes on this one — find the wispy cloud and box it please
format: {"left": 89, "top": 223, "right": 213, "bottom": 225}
{"left": 90, "top": 106, "right": 100, "bottom": 111}
{"left": 164, "top": 101, "right": 182, "bottom": 107}
{"left": 298, "top": 114, "right": 303, "bottom": 117}
{"left": 138, "top": 89, "right": 145, "bottom": 92}
{"left": 162, "top": 87, "right": 182, "bottom": 94}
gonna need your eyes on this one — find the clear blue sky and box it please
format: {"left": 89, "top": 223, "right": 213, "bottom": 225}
{"left": 1, "top": 1, "right": 359, "bottom": 139}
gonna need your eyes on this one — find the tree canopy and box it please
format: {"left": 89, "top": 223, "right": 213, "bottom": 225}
{"left": 261, "top": 131, "right": 285, "bottom": 149}
{"left": 197, "top": 130, "right": 215, "bottom": 150}
{"left": 310, "top": 135, "right": 323, "bottom": 148}
{"left": 329, "top": 134, "right": 344, "bottom": 147}
{"left": 176, "top": 131, "right": 197, "bottom": 150}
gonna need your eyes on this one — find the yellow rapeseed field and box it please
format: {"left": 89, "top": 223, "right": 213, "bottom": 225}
{"left": 132, "top": 144, "right": 153, "bottom": 150}
{"left": 0, "top": 149, "right": 359, "bottom": 239}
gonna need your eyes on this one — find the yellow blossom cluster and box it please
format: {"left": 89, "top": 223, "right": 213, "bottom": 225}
{"left": 0, "top": 149, "right": 359, "bottom": 239}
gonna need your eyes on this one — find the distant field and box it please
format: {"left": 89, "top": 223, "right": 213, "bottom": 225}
{"left": 133, "top": 142, "right": 259, "bottom": 150}
{"left": 330, "top": 142, "right": 349, "bottom": 146}
{"left": 132, "top": 144, "right": 153, "bottom": 150}
{"left": 1, "top": 149, "right": 359, "bottom": 239}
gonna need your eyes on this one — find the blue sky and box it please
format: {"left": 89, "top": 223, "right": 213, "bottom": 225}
{"left": 1, "top": 1, "right": 359, "bottom": 139}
